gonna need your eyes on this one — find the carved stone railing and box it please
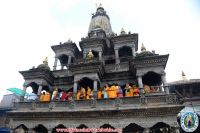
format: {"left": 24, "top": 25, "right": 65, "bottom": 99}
{"left": 13, "top": 94, "right": 179, "bottom": 111}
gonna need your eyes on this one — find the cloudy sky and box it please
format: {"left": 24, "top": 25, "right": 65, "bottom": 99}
{"left": 0, "top": 0, "right": 200, "bottom": 100}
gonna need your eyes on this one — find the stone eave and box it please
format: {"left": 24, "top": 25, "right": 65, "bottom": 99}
{"left": 19, "top": 69, "right": 55, "bottom": 84}
{"left": 132, "top": 54, "right": 169, "bottom": 68}
{"left": 7, "top": 105, "right": 184, "bottom": 119}
{"left": 51, "top": 42, "right": 79, "bottom": 55}
{"left": 110, "top": 33, "right": 138, "bottom": 51}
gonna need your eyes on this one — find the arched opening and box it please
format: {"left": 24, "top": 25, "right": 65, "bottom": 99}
{"left": 97, "top": 124, "right": 118, "bottom": 133}
{"left": 123, "top": 123, "right": 144, "bottom": 133}
{"left": 33, "top": 124, "right": 48, "bottom": 133}
{"left": 150, "top": 122, "right": 170, "bottom": 133}
{"left": 74, "top": 124, "right": 91, "bottom": 133}
{"left": 92, "top": 50, "right": 99, "bottom": 58}
{"left": 52, "top": 124, "right": 68, "bottom": 133}
{"left": 27, "top": 82, "right": 39, "bottom": 101}
{"left": 142, "top": 71, "right": 162, "bottom": 93}
{"left": 14, "top": 124, "right": 28, "bottom": 133}
{"left": 119, "top": 46, "right": 132, "bottom": 62}
{"left": 78, "top": 77, "right": 94, "bottom": 90}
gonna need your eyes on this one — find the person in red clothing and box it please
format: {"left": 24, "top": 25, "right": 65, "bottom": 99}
{"left": 60, "top": 90, "right": 67, "bottom": 101}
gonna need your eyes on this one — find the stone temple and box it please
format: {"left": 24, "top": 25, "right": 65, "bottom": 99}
{"left": 7, "top": 5, "right": 184, "bottom": 133}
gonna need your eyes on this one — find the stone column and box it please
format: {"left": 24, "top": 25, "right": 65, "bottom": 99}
{"left": 114, "top": 48, "right": 120, "bottom": 64}
{"left": 73, "top": 81, "right": 78, "bottom": 99}
{"left": 143, "top": 128, "right": 150, "bottom": 133}
{"left": 68, "top": 55, "right": 72, "bottom": 65}
{"left": 132, "top": 46, "right": 136, "bottom": 57}
{"left": 93, "top": 80, "right": 98, "bottom": 98}
{"left": 83, "top": 51, "right": 87, "bottom": 58}
{"left": 161, "top": 71, "right": 169, "bottom": 94}
{"left": 137, "top": 75, "right": 143, "bottom": 89}
{"left": 20, "top": 84, "right": 27, "bottom": 101}
{"left": 99, "top": 51, "right": 102, "bottom": 61}
{"left": 37, "top": 85, "right": 43, "bottom": 96}
{"left": 53, "top": 56, "right": 58, "bottom": 70}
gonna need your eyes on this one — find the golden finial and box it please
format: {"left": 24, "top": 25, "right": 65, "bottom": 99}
{"left": 182, "top": 71, "right": 187, "bottom": 81}
{"left": 43, "top": 57, "right": 48, "bottom": 65}
{"left": 141, "top": 43, "right": 146, "bottom": 51}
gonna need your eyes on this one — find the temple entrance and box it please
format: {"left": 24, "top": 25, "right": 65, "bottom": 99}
{"left": 97, "top": 124, "right": 118, "bottom": 133}
{"left": 119, "top": 46, "right": 132, "bottom": 62}
{"left": 78, "top": 77, "right": 94, "bottom": 89}
{"left": 142, "top": 71, "right": 162, "bottom": 92}
{"left": 52, "top": 124, "right": 68, "bottom": 133}
{"left": 74, "top": 124, "right": 91, "bottom": 133}
{"left": 92, "top": 50, "right": 99, "bottom": 58}
{"left": 27, "top": 82, "right": 39, "bottom": 94}
{"left": 14, "top": 124, "right": 28, "bottom": 133}
{"left": 33, "top": 124, "right": 48, "bottom": 133}
{"left": 59, "top": 54, "right": 68, "bottom": 66}
{"left": 123, "top": 123, "right": 144, "bottom": 133}
{"left": 150, "top": 122, "right": 170, "bottom": 133}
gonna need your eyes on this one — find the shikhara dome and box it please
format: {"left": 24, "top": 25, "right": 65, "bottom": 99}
{"left": 88, "top": 6, "right": 112, "bottom": 37}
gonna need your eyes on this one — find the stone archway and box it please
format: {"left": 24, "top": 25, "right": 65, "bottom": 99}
{"left": 33, "top": 124, "right": 48, "bottom": 133}
{"left": 118, "top": 46, "right": 132, "bottom": 62}
{"left": 150, "top": 122, "right": 171, "bottom": 133}
{"left": 97, "top": 124, "right": 118, "bottom": 133}
{"left": 123, "top": 123, "right": 144, "bottom": 133}
{"left": 52, "top": 124, "right": 68, "bottom": 133}
{"left": 74, "top": 124, "right": 91, "bottom": 133}
{"left": 14, "top": 124, "right": 28, "bottom": 133}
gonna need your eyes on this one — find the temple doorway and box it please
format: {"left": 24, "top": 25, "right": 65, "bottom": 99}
{"left": 14, "top": 124, "right": 28, "bottom": 133}
{"left": 52, "top": 124, "right": 68, "bottom": 133}
{"left": 97, "top": 124, "right": 118, "bottom": 133}
{"left": 150, "top": 122, "right": 170, "bottom": 133}
{"left": 123, "top": 123, "right": 144, "bottom": 133}
{"left": 33, "top": 124, "right": 48, "bottom": 133}
{"left": 73, "top": 124, "right": 91, "bottom": 133}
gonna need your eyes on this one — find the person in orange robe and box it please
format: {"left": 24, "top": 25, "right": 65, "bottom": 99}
{"left": 97, "top": 89, "right": 102, "bottom": 99}
{"left": 86, "top": 87, "right": 92, "bottom": 100}
{"left": 109, "top": 84, "right": 117, "bottom": 98}
{"left": 80, "top": 87, "right": 86, "bottom": 100}
{"left": 40, "top": 91, "right": 45, "bottom": 102}
{"left": 105, "top": 84, "right": 110, "bottom": 98}
{"left": 43, "top": 91, "right": 51, "bottom": 102}
{"left": 76, "top": 90, "right": 81, "bottom": 100}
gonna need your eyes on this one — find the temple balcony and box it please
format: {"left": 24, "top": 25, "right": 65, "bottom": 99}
{"left": 12, "top": 93, "right": 182, "bottom": 113}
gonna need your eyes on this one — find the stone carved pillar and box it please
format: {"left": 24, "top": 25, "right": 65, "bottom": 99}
{"left": 161, "top": 71, "right": 169, "bottom": 94}
{"left": 143, "top": 128, "right": 150, "bottom": 133}
{"left": 68, "top": 55, "right": 72, "bottom": 65}
{"left": 53, "top": 56, "right": 58, "bottom": 70}
{"left": 73, "top": 81, "right": 78, "bottom": 99}
{"left": 99, "top": 51, "right": 102, "bottom": 61}
{"left": 132, "top": 47, "right": 136, "bottom": 57}
{"left": 37, "top": 85, "right": 43, "bottom": 96}
{"left": 114, "top": 48, "right": 120, "bottom": 64}
{"left": 83, "top": 51, "right": 87, "bottom": 58}
{"left": 137, "top": 75, "right": 143, "bottom": 89}
{"left": 93, "top": 80, "right": 98, "bottom": 98}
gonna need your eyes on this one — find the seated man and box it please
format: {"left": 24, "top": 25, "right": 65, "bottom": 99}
{"left": 143, "top": 84, "right": 150, "bottom": 93}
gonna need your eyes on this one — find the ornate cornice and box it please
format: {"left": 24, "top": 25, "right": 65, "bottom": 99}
{"left": 132, "top": 54, "right": 169, "bottom": 68}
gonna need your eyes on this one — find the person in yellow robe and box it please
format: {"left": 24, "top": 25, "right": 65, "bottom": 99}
{"left": 76, "top": 90, "right": 81, "bottom": 100}
{"left": 80, "top": 87, "right": 86, "bottom": 100}
{"left": 40, "top": 91, "right": 45, "bottom": 102}
{"left": 86, "top": 87, "right": 92, "bottom": 100}
{"left": 43, "top": 91, "right": 51, "bottom": 102}
{"left": 97, "top": 89, "right": 102, "bottom": 99}
{"left": 105, "top": 84, "right": 110, "bottom": 98}
{"left": 109, "top": 84, "right": 117, "bottom": 98}
{"left": 125, "top": 83, "right": 131, "bottom": 97}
